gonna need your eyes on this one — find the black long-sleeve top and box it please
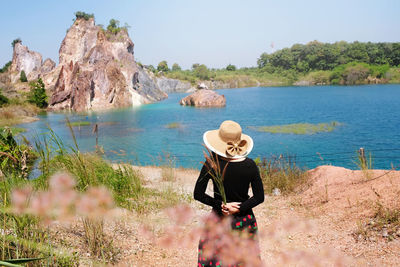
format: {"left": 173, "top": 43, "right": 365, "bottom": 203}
{"left": 193, "top": 157, "right": 264, "bottom": 216}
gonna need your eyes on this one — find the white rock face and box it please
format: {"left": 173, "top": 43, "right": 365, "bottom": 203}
{"left": 10, "top": 42, "right": 42, "bottom": 82}
{"left": 59, "top": 18, "right": 98, "bottom": 65}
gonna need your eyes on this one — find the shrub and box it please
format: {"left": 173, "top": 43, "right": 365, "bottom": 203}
{"left": 0, "top": 61, "right": 11, "bottom": 73}
{"left": 146, "top": 64, "right": 156, "bottom": 73}
{"left": 157, "top": 61, "right": 169, "bottom": 73}
{"left": 74, "top": 11, "right": 94, "bottom": 21}
{"left": 11, "top": 38, "right": 21, "bottom": 48}
{"left": 192, "top": 63, "right": 200, "bottom": 70}
{"left": 193, "top": 64, "right": 212, "bottom": 80}
{"left": 226, "top": 64, "right": 236, "bottom": 71}
{"left": 106, "top": 19, "right": 128, "bottom": 35}
{"left": 20, "top": 70, "right": 28, "bottom": 82}
{"left": 303, "top": 70, "right": 331, "bottom": 85}
{"left": 342, "top": 63, "right": 371, "bottom": 84}
{"left": 330, "top": 62, "right": 372, "bottom": 85}
{"left": 0, "top": 127, "right": 37, "bottom": 177}
{"left": 255, "top": 155, "right": 309, "bottom": 194}
{"left": 28, "top": 78, "right": 48, "bottom": 108}
{"left": 370, "top": 64, "right": 390, "bottom": 78}
{"left": 172, "top": 63, "right": 181, "bottom": 72}
{"left": 0, "top": 89, "right": 9, "bottom": 106}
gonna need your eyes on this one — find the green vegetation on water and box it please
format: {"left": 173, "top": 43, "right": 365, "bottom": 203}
{"left": 165, "top": 122, "right": 182, "bottom": 129}
{"left": 69, "top": 121, "right": 91, "bottom": 127}
{"left": 249, "top": 121, "right": 341, "bottom": 135}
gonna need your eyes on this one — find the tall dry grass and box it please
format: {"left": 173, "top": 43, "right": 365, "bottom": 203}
{"left": 255, "top": 155, "right": 310, "bottom": 195}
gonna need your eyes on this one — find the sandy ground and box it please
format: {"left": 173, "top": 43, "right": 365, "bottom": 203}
{"left": 55, "top": 165, "right": 400, "bottom": 266}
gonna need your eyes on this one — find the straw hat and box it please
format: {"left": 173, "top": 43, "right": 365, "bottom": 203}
{"left": 203, "top": 120, "right": 253, "bottom": 159}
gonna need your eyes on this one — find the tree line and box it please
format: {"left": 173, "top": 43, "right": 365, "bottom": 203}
{"left": 257, "top": 41, "right": 400, "bottom": 73}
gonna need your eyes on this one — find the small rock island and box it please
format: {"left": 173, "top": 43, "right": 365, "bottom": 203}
{"left": 179, "top": 89, "right": 226, "bottom": 107}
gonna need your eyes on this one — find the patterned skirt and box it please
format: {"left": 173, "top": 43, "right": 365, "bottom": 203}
{"left": 197, "top": 213, "right": 259, "bottom": 267}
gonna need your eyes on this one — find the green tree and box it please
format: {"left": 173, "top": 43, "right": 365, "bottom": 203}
{"left": 0, "top": 61, "right": 11, "bottom": 73}
{"left": 172, "top": 63, "right": 181, "bottom": 72}
{"left": 20, "top": 70, "right": 28, "bottom": 82}
{"left": 191, "top": 63, "right": 200, "bottom": 70}
{"left": 12, "top": 38, "right": 21, "bottom": 48}
{"left": 74, "top": 11, "right": 94, "bottom": 21}
{"left": 157, "top": 61, "right": 169, "bottom": 72}
{"left": 226, "top": 64, "right": 236, "bottom": 71}
{"left": 193, "top": 64, "right": 211, "bottom": 80}
{"left": 258, "top": 41, "right": 400, "bottom": 74}
{"left": 106, "top": 19, "right": 127, "bottom": 34}
{"left": 28, "top": 78, "right": 48, "bottom": 108}
{"left": 108, "top": 19, "right": 119, "bottom": 31}
{"left": 257, "top": 53, "right": 270, "bottom": 68}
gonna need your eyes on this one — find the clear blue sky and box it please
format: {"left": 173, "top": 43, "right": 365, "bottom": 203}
{"left": 1, "top": 0, "right": 399, "bottom": 69}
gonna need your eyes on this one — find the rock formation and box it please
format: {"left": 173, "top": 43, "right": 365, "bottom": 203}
{"left": 9, "top": 41, "right": 56, "bottom": 84}
{"left": 197, "top": 82, "right": 208, "bottom": 90}
{"left": 135, "top": 66, "right": 169, "bottom": 102}
{"left": 40, "top": 58, "right": 56, "bottom": 74}
{"left": 10, "top": 41, "right": 42, "bottom": 83}
{"left": 156, "top": 76, "right": 194, "bottom": 93}
{"left": 179, "top": 89, "right": 226, "bottom": 107}
{"left": 49, "top": 18, "right": 167, "bottom": 111}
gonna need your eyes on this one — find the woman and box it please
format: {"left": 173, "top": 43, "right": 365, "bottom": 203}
{"left": 194, "top": 120, "right": 264, "bottom": 267}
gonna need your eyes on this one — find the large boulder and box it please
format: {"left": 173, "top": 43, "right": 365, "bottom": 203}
{"left": 179, "top": 89, "right": 226, "bottom": 107}
{"left": 49, "top": 18, "right": 167, "bottom": 111}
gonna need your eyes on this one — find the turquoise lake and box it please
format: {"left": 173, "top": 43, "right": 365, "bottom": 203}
{"left": 19, "top": 84, "right": 400, "bottom": 170}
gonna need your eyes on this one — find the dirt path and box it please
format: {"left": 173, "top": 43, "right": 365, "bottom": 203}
{"left": 54, "top": 165, "right": 399, "bottom": 266}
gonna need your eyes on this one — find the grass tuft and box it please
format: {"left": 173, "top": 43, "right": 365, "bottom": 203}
{"left": 255, "top": 154, "right": 310, "bottom": 195}
{"left": 0, "top": 127, "right": 26, "bottom": 135}
{"left": 354, "top": 202, "right": 400, "bottom": 242}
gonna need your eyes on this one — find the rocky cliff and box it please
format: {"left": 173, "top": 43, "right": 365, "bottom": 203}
{"left": 137, "top": 66, "right": 194, "bottom": 94}
{"left": 48, "top": 18, "right": 166, "bottom": 111}
{"left": 156, "top": 76, "right": 194, "bottom": 93}
{"left": 9, "top": 41, "right": 56, "bottom": 83}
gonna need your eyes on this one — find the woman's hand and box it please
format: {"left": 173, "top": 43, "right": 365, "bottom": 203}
{"left": 221, "top": 202, "right": 241, "bottom": 216}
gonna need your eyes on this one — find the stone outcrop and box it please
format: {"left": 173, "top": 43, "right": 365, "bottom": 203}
{"left": 49, "top": 18, "right": 167, "bottom": 111}
{"left": 10, "top": 42, "right": 43, "bottom": 83}
{"left": 197, "top": 82, "right": 208, "bottom": 90}
{"left": 156, "top": 76, "right": 194, "bottom": 93}
{"left": 179, "top": 89, "right": 226, "bottom": 107}
{"left": 294, "top": 80, "right": 312, "bottom": 86}
{"left": 9, "top": 41, "right": 56, "bottom": 84}
{"left": 136, "top": 66, "right": 168, "bottom": 102}
{"left": 40, "top": 58, "right": 56, "bottom": 74}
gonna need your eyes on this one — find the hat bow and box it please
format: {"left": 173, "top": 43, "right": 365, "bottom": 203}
{"left": 226, "top": 140, "right": 247, "bottom": 157}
